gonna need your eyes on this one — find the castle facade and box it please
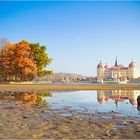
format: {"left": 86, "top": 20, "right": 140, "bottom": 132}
{"left": 97, "top": 58, "right": 139, "bottom": 83}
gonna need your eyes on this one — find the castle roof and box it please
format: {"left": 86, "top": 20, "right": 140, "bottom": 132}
{"left": 105, "top": 65, "right": 128, "bottom": 71}
{"left": 97, "top": 59, "right": 138, "bottom": 70}
{"left": 104, "top": 65, "right": 108, "bottom": 69}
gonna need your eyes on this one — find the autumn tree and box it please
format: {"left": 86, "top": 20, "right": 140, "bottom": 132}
{"left": 0, "top": 40, "right": 52, "bottom": 82}
{"left": 0, "top": 41, "right": 37, "bottom": 81}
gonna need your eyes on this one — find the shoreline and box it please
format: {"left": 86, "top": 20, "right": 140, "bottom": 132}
{"left": 0, "top": 83, "right": 140, "bottom": 91}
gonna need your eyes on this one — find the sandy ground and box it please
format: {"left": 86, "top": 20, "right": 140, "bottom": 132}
{"left": 0, "top": 105, "right": 140, "bottom": 139}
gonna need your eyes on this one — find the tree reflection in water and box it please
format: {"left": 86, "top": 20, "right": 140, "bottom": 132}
{"left": 0, "top": 92, "right": 52, "bottom": 108}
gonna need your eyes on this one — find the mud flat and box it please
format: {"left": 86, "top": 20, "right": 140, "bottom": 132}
{"left": 0, "top": 106, "right": 140, "bottom": 139}
{"left": 0, "top": 83, "right": 140, "bottom": 91}
{"left": 0, "top": 86, "right": 140, "bottom": 139}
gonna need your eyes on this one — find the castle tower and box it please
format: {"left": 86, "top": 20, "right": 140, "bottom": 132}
{"left": 128, "top": 59, "right": 139, "bottom": 79}
{"left": 97, "top": 60, "right": 104, "bottom": 83}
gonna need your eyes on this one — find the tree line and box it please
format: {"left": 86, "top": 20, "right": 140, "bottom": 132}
{"left": 0, "top": 38, "right": 52, "bottom": 82}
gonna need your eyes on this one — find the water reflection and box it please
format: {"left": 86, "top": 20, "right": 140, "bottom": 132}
{"left": 45, "top": 90, "right": 140, "bottom": 116}
{"left": 97, "top": 90, "right": 140, "bottom": 107}
{"left": 0, "top": 90, "right": 140, "bottom": 116}
{"left": 0, "top": 92, "right": 52, "bottom": 108}
{"left": 97, "top": 90, "right": 140, "bottom": 115}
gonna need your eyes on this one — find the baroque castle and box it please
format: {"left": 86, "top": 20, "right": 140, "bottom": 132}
{"left": 97, "top": 58, "right": 140, "bottom": 83}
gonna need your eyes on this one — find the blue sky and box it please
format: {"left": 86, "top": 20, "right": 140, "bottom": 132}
{"left": 0, "top": 1, "right": 140, "bottom": 76}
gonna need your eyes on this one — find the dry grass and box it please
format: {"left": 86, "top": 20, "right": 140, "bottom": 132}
{"left": 0, "top": 83, "right": 140, "bottom": 91}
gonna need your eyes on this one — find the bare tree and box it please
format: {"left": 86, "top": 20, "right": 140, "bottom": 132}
{"left": 0, "top": 38, "right": 9, "bottom": 49}
{"left": 0, "top": 38, "right": 9, "bottom": 54}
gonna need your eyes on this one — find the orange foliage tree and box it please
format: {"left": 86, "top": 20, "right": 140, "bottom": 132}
{"left": 0, "top": 41, "right": 37, "bottom": 81}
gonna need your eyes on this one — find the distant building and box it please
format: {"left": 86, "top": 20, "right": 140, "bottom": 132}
{"left": 97, "top": 58, "right": 139, "bottom": 83}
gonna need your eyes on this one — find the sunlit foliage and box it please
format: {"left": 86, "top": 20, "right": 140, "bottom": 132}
{"left": 0, "top": 40, "right": 52, "bottom": 81}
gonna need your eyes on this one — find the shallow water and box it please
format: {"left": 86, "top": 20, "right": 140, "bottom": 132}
{"left": 0, "top": 90, "right": 140, "bottom": 117}
{"left": 45, "top": 90, "right": 140, "bottom": 117}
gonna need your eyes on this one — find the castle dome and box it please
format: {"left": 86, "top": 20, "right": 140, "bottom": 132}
{"left": 97, "top": 61, "right": 103, "bottom": 69}
{"left": 97, "top": 64, "right": 103, "bottom": 68}
{"left": 129, "top": 60, "right": 136, "bottom": 68}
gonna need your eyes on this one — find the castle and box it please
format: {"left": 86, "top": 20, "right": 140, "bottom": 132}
{"left": 97, "top": 58, "right": 139, "bottom": 83}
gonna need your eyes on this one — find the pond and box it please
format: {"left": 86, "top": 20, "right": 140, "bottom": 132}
{"left": 0, "top": 90, "right": 140, "bottom": 117}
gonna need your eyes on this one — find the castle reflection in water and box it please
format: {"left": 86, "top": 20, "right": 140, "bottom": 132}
{"left": 97, "top": 90, "right": 140, "bottom": 107}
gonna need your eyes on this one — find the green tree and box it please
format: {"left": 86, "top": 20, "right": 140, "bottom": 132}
{"left": 29, "top": 43, "right": 52, "bottom": 77}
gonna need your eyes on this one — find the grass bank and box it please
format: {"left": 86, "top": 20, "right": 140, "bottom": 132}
{"left": 0, "top": 83, "right": 140, "bottom": 91}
